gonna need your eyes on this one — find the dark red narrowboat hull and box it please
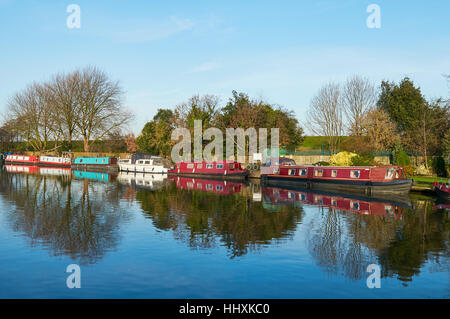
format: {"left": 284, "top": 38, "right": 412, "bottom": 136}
{"left": 262, "top": 175, "right": 412, "bottom": 195}
{"left": 261, "top": 165, "right": 412, "bottom": 195}
{"left": 168, "top": 161, "right": 248, "bottom": 180}
{"left": 433, "top": 183, "right": 450, "bottom": 199}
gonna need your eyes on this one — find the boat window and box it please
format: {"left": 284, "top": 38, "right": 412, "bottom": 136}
{"left": 196, "top": 183, "right": 202, "bottom": 189}
{"left": 197, "top": 164, "right": 202, "bottom": 169}
{"left": 288, "top": 169, "right": 296, "bottom": 176}
{"left": 395, "top": 170, "right": 399, "bottom": 178}
{"left": 288, "top": 192, "right": 295, "bottom": 199}
{"left": 206, "top": 164, "right": 213, "bottom": 169}
{"left": 79, "top": 159, "right": 83, "bottom": 163}
{"left": 350, "top": 201, "right": 360, "bottom": 210}
{"left": 331, "top": 170, "right": 338, "bottom": 177}
{"left": 331, "top": 199, "right": 337, "bottom": 207}
{"left": 350, "top": 170, "right": 360, "bottom": 178}
{"left": 229, "top": 163, "right": 235, "bottom": 169}
{"left": 145, "top": 161, "right": 150, "bottom": 165}
{"left": 385, "top": 168, "right": 395, "bottom": 179}
{"left": 300, "top": 193, "right": 306, "bottom": 201}
{"left": 216, "top": 185, "right": 223, "bottom": 191}
{"left": 187, "top": 182, "right": 194, "bottom": 188}
{"left": 314, "top": 169, "right": 323, "bottom": 177}
{"left": 187, "top": 164, "right": 194, "bottom": 169}
{"left": 265, "top": 159, "right": 271, "bottom": 167}
{"left": 299, "top": 169, "right": 307, "bottom": 176}
{"left": 206, "top": 184, "right": 213, "bottom": 190}
{"left": 216, "top": 164, "right": 224, "bottom": 169}
{"left": 102, "top": 159, "right": 106, "bottom": 163}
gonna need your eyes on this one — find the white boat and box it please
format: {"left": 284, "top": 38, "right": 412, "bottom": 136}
{"left": 39, "top": 155, "right": 71, "bottom": 167}
{"left": 118, "top": 156, "right": 168, "bottom": 173}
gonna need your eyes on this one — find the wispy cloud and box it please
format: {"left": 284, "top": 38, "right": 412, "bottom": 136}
{"left": 185, "top": 61, "right": 221, "bottom": 74}
{"left": 109, "top": 16, "right": 195, "bottom": 43}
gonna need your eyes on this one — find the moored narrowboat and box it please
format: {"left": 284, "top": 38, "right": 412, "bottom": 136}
{"left": 39, "top": 155, "right": 71, "bottom": 167}
{"left": 433, "top": 182, "right": 450, "bottom": 200}
{"left": 261, "top": 159, "right": 412, "bottom": 195}
{"left": 168, "top": 161, "right": 248, "bottom": 180}
{"left": 5, "top": 154, "right": 39, "bottom": 165}
{"left": 118, "top": 156, "right": 168, "bottom": 173}
{"left": 71, "top": 156, "right": 119, "bottom": 172}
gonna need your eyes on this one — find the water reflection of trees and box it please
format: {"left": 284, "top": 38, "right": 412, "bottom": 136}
{"left": 305, "top": 202, "right": 449, "bottom": 282}
{"left": 136, "top": 182, "right": 303, "bottom": 258}
{"left": 0, "top": 170, "right": 130, "bottom": 264}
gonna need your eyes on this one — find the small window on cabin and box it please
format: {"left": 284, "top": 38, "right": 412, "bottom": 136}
{"left": 350, "top": 170, "right": 360, "bottom": 178}
{"left": 196, "top": 183, "right": 202, "bottom": 189}
{"left": 216, "top": 185, "right": 223, "bottom": 191}
{"left": 300, "top": 193, "right": 306, "bottom": 201}
{"left": 288, "top": 169, "right": 296, "bottom": 176}
{"left": 299, "top": 169, "right": 307, "bottom": 176}
{"left": 216, "top": 164, "right": 224, "bottom": 169}
{"left": 145, "top": 161, "right": 150, "bottom": 164}
{"left": 187, "top": 164, "right": 194, "bottom": 169}
{"left": 315, "top": 169, "right": 323, "bottom": 177}
{"left": 206, "top": 184, "right": 213, "bottom": 190}
{"left": 385, "top": 168, "right": 395, "bottom": 179}
{"left": 80, "top": 159, "right": 83, "bottom": 163}
{"left": 187, "top": 182, "right": 194, "bottom": 188}
{"left": 395, "top": 171, "right": 399, "bottom": 179}
{"left": 206, "top": 164, "right": 213, "bottom": 169}
{"left": 229, "top": 163, "right": 235, "bottom": 169}
{"left": 331, "top": 199, "right": 337, "bottom": 207}
{"left": 350, "top": 201, "right": 360, "bottom": 210}
{"left": 265, "top": 159, "right": 271, "bottom": 167}
{"left": 197, "top": 164, "right": 202, "bottom": 169}
{"left": 288, "top": 192, "right": 295, "bottom": 199}
{"left": 331, "top": 170, "right": 338, "bottom": 177}
{"left": 102, "top": 159, "right": 105, "bottom": 163}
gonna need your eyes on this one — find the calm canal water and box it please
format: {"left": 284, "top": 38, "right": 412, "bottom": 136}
{"left": 0, "top": 167, "right": 448, "bottom": 299}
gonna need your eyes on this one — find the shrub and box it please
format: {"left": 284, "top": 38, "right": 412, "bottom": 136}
{"left": 313, "top": 161, "right": 330, "bottom": 166}
{"left": 403, "top": 165, "right": 414, "bottom": 177}
{"left": 414, "top": 164, "right": 432, "bottom": 176}
{"left": 350, "top": 154, "right": 374, "bottom": 166}
{"left": 329, "top": 151, "right": 358, "bottom": 166}
{"left": 432, "top": 156, "right": 447, "bottom": 177}
{"left": 393, "top": 150, "right": 411, "bottom": 166}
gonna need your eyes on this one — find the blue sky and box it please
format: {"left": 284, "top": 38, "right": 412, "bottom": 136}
{"left": 1, "top": 0, "right": 449, "bottom": 134}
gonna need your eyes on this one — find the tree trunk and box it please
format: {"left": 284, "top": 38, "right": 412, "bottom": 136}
{"left": 83, "top": 137, "right": 89, "bottom": 152}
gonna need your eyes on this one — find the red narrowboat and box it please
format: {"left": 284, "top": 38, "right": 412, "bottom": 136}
{"left": 168, "top": 161, "right": 248, "bottom": 180}
{"left": 262, "top": 186, "right": 404, "bottom": 219}
{"left": 433, "top": 182, "right": 450, "bottom": 200}
{"left": 169, "top": 176, "right": 244, "bottom": 195}
{"left": 261, "top": 158, "right": 412, "bottom": 195}
{"left": 5, "top": 154, "right": 39, "bottom": 165}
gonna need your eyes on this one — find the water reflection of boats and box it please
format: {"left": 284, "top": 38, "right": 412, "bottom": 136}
{"left": 73, "top": 170, "right": 115, "bottom": 183}
{"left": 262, "top": 186, "right": 410, "bottom": 219}
{"left": 4, "top": 165, "right": 71, "bottom": 177}
{"left": 169, "top": 176, "right": 245, "bottom": 195}
{"left": 117, "top": 172, "right": 168, "bottom": 190}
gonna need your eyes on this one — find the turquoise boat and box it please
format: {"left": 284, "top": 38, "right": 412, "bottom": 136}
{"left": 72, "top": 156, "right": 118, "bottom": 172}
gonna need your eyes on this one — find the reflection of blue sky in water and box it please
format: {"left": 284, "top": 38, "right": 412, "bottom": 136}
{"left": 0, "top": 170, "right": 448, "bottom": 298}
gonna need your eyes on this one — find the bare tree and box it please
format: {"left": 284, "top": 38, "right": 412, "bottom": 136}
{"left": 6, "top": 83, "right": 56, "bottom": 152}
{"left": 342, "top": 75, "right": 376, "bottom": 136}
{"left": 46, "top": 71, "right": 81, "bottom": 150}
{"left": 307, "top": 82, "right": 344, "bottom": 152}
{"left": 74, "top": 66, "right": 133, "bottom": 152}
